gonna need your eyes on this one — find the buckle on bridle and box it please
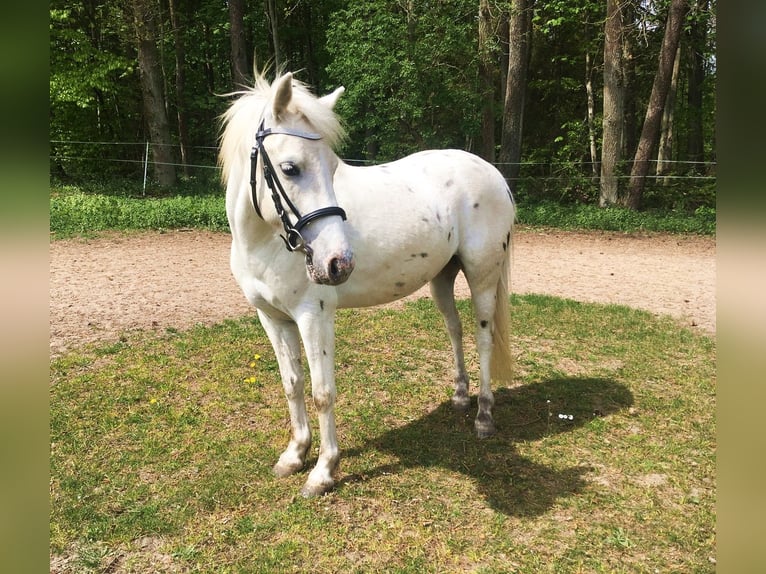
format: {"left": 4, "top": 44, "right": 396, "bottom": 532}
{"left": 281, "top": 228, "right": 308, "bottom": 253}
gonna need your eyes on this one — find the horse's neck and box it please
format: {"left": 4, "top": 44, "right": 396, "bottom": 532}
{"left": 229, "top": 178, "right": 278, "bottom": 248}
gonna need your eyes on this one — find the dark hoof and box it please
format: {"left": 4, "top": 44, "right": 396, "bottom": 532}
{"left": 273, "top": 460, "right": 304, "bottom": 478}
{"left": 452, "top": 394, "right": 470, "bottom": 412}
{"left": 475, "top": 417, "right": 496, "bottom": 439}
{"left": 300, "top": 481, "right": 334, "bottom": 498}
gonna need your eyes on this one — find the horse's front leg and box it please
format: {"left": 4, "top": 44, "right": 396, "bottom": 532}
{"left": 296, "top": 309, "right": 339, "bottom": 497}
{"left": 257, "top": 310, "right": 312, "bottom": 478}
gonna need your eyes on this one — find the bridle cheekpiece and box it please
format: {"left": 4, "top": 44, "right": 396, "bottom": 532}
{"left": 249, "top": 119, "right": 347, "bottom": 254}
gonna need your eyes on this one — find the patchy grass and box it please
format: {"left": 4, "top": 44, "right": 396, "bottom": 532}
{"left": 50, "top": 295, "right": 715, "bottom": 573}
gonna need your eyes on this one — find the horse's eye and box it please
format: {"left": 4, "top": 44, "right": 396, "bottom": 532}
{"left": 280, "top": 162, "right": 300, "bottom": 177}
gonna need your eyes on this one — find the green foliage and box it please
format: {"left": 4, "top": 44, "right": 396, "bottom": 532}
{"left": 49, "top": 1, "right": 141, "bottom": 180}
{"left": 49, "top": 6, "right": 134, "bottom": 109}
{"left": 48, "top": 0, "right": 717, "bottom": 211}
{"left": 326, "top": 0, "right": 481, "bottom": 161}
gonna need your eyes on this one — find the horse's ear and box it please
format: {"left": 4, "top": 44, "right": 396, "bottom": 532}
{"left": 319, "top": 86, "right": 345, "bottom": 110}
{"left": 272, "top": 72, "right": 293, "bottom": 119}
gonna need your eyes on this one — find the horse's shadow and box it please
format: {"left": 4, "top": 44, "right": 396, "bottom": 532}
{"left": 340, "top": 377, "right": 633, "bottom": 517}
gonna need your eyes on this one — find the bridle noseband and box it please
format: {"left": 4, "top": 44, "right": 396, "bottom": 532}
{"left": 249, "top": 119, "right": 347, "bottom": 253}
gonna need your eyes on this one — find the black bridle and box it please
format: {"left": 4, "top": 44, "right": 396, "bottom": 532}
{"left": 249, "top": 119, "right": 347, "bottom": 253}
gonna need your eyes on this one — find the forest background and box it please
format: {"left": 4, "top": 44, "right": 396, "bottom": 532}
{"left": 49, "top": 0, "right": 716, "bottom": 213}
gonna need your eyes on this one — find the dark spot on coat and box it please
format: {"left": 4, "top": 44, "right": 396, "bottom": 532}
{"left": 421, "top": 217, "right": 429, "bottom": 223}
{"left": 395, "top": 281, "right": 406, "bottom": 288}
{"left": 420, "top": 252, "right": 428, "bottom": 258}
{"left": 480, "top": 320, "right": 488, "bottom": 328}
{"left": 445, "top": 179, "right": 454, "bottom": 187}
{"left": 319, "top": 300, "right": 324, "bottom": 311}
{"left": 502, "top": 241, "right": 507, "bottom": 252}
{"left": 323, "top": 350, "right": 327, "bottom": 356}
{"left": 447, "top": 231, "right": 452, "bottom": 242}
{"left": 436, "top": 212, "right": 442, "bottom": 222}
{"left": 474, "top": 202, "right": 480, "bottom": 209}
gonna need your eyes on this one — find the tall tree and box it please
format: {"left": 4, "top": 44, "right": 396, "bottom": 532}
{"left": 127, "top": 0, "right": 176, "bottom": 187}
{"left": 685, "top": 0, "right": 709, "bottom": 173}
{"left": 266, "top": 0, "right": 282, "bottom": 70}
{"left": 656, "top": 44, "right": 682, "bottom": 184}
{"left": 477, "top": 0, "right": 497, "bottom": 161}
{"left": 168, "top": 0, "right": 190, "bottom": 177}
{"left": 585, "top": 50, "right": 599, "bottom": 179}
{"left": 499, "top": 0, "right": 532, "bottom": 195}
{"left": 228, "top": 0, "right": 250, "bottom": 88}
{"left": 626, "top": 0, "right": 687, "bottom": 209}
{"left": 599, "top": 0, "right": 625, "bottom": 206}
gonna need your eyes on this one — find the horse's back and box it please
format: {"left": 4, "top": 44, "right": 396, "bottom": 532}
{"left": 337, "top": 149, "right": 512, "bottom": 219}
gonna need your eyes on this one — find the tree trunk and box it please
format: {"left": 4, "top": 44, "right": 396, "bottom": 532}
{"left": 585, "top": 51, "right": 598, "bottom": 179}
{"left": 621, "top": 1, "right": 638, "bottom": 164}
{"left": 499, "top": 0, "right": 531, "bottom": 195}
{"left": 129, "top": 0, "right": 176, "bottom": 188}
{"left": 477, "top": 0, "right": 496, "bottom": 162}
{"left": 168, "top": 0, "right": 189, "bottom": 178}
{"left": 202, "top": 23, "right": 217, "bottom": 95}
{"left": 686, "top": 0, "right": 708, "bottom": 174}
{"left": 657, "top": 44, "right": 682, "bottom": 184}
{"left": 228, "top": 0, "right": 250, "bottom": 88}
{"left": 599, "top": 0, "right": 625, "bottom": 206}
{"left": 626, "top": 0, "right": 687, "bottom": 209}
{"left": 266, "top": 0, "right": 281, "bottom": 71}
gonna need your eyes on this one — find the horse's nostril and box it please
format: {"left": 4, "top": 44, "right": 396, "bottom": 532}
{"left": 329, "top": 258, "right": 341, "bottom": 280}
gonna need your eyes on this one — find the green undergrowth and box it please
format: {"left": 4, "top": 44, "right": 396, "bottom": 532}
{"left": 50, "top": 183, "right": 715, "bottom": 239}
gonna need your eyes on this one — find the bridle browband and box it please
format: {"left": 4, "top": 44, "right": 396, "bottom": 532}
{"left": 249, "top": 119, "right": 347, "bottom": 254}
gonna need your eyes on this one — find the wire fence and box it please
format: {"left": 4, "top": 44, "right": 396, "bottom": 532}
{"left": 50, "top": 139, "right": 717, "bottom": 202}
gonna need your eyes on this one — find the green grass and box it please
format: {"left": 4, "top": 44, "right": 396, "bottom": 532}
{"left": 516, "top": 200, "right": 716, "bottom": 235}
{"left": 50, "top": 294, "right": 716, "bottom": 573}
{"left": 50, "top": 183, "right": 715, "bottom": 238}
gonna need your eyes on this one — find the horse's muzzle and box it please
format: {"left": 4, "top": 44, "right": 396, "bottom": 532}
{"left": 306, "top": 250, "right": 355, "bottom": 286}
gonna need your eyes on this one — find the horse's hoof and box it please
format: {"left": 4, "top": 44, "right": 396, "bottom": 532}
{"left": 475, "top": 418, "right": 496, "bottom": 439}
{"left": 273, "top": 460, "right": 304, "bottom": 478}
{"left": 452, "top": 394, "right": 470, "bottom": 412}
{"left": 300, "top": 481, "right": 334, "bottom": 498}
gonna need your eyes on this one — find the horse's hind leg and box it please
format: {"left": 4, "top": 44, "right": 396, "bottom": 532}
{"left": 257, "top": 310, "right": 312, "bottom": 477}
{"left": 430, "top": 258, "right": 470, "bottom": 411}
{"left": 469, "top": 287, "right": 498, "bottom": 438}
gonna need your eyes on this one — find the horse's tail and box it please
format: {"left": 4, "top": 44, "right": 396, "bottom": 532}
{"left": 491, "top": 235, "right": 514, "bottom": 384}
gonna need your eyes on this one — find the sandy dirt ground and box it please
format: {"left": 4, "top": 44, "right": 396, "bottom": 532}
{"left": 49, "top": 228, "right": 715, "bottom": 357}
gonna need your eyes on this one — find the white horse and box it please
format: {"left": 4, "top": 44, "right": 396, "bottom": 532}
{"left": 219, "top": 72, "right": 515, "bottom": 497}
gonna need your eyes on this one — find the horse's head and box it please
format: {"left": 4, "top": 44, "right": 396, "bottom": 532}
{"left": 224, "top": 72, "right": 354, "bottom": 286}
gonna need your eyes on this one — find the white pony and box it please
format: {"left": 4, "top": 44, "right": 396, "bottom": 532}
{"left": 219, "top": 72, "right": 515, "bottom": 497}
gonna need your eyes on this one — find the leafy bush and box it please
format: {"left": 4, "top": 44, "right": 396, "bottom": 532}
{"left": 50, "top": 190, "right": 228, "bottom": 238}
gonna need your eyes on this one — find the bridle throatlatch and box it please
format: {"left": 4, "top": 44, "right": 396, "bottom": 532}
{"left": 249, "top": 120, "right": 347, "bottom": 253}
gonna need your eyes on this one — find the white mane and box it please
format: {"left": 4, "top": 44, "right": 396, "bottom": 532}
{"left": 218, "top": 73, "right": 346, "bottom": 186}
